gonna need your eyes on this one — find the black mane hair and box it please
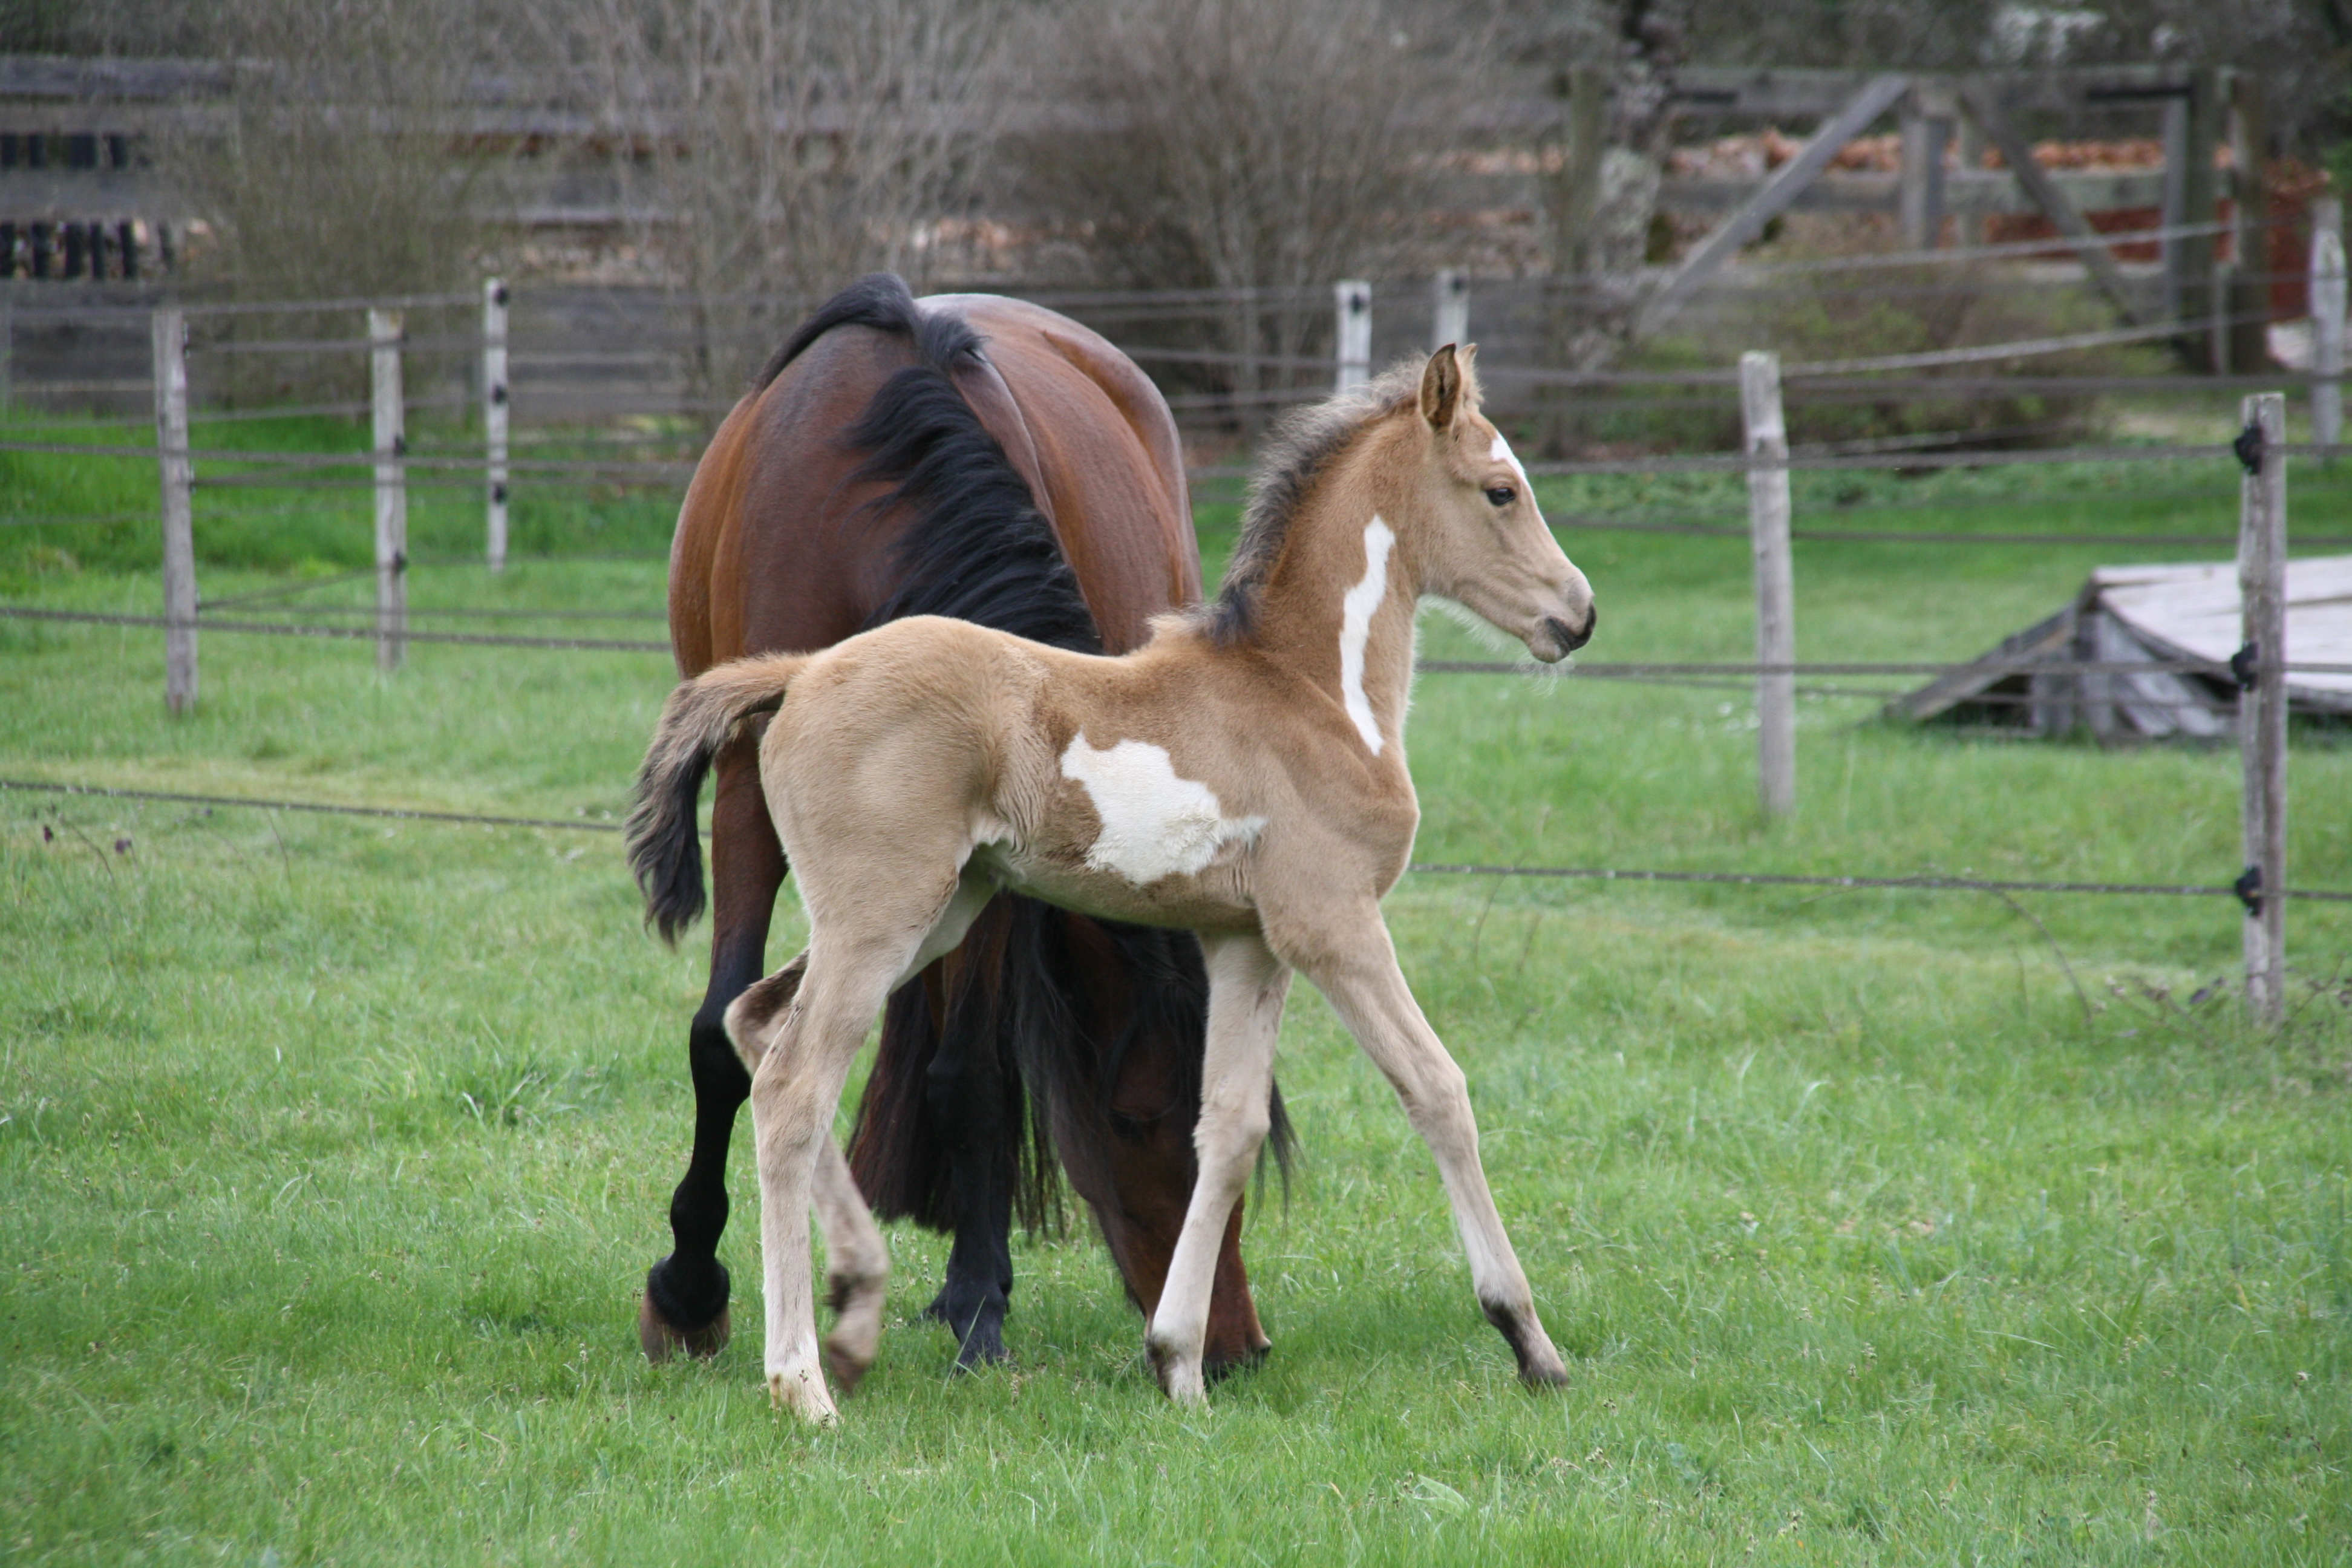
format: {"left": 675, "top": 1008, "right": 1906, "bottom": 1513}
{"left": 1193, "top": 360, "right": 1425, "bottom": 647}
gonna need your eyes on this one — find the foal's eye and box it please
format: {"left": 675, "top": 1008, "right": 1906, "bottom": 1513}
{"left": 1484, "top": 485, "right": 1515, "bottom": 508}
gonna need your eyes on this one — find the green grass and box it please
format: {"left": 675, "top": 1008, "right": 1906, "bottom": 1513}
{"left": 2, "top": 429, "right": 2350, "bottom": 1564}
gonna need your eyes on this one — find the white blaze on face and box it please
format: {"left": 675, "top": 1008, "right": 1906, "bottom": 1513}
{"left": 1340, "top": 516, "right": 1395, "bottom": 754}
{"left": 1489, "top": 430, "right": 1532, "bottom": 491}
{"left": 1060, "top": 735, "right": 1266, "bottom": 885}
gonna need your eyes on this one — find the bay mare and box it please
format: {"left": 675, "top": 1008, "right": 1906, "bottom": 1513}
{"left": 644, "top": 274, "right": 1282, "bottom": 1377}
{"left": 629, "top": 345, "right": 1596, "bottom": 1420}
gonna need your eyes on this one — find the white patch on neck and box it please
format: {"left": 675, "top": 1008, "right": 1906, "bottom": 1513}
{"left": 1060, "top": 736, "right": 1266, "bottom": 886}
{"left": 1489, "top": 430, "right": 1532, "bottom": 489}
{"left": 1340, "top": 517, "right": 1395, "bottom": 754}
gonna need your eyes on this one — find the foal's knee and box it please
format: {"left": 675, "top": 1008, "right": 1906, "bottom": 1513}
{"left": 1194, "top": 1099, "right": 1271, "bottom": 1180}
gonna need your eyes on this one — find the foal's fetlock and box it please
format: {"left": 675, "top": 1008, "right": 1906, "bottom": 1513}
{"left": 1145, "top": 1334, "right": 1207, "bottom": 1407}
{"left": 822, "top": 1269, "right": 888, "bottom": 1395}
{"left": 768, "top": 1365, "right": 840, "bottom": 1425}
{"left": 1483, "top": 1299, "right": 1570, "bottom": 1388}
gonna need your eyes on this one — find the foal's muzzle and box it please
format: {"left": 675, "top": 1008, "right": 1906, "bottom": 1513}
{"left": 1538, "top": 607, "right": 1596, "bottom": 659}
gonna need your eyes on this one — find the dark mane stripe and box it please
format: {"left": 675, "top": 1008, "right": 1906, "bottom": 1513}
{"left": 1195, "top": 361, "right": 1425, "bottom": 647}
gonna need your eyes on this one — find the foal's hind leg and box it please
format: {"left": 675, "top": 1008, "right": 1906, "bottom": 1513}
{"left": 1292, "top": 912, "right": 1570, "bottom": 1390}
{"left": 733, "top": 865, "right": 998, "bottom": 1421}
{"left": 724, "top": 956, "right": 890, "bottom": 1394}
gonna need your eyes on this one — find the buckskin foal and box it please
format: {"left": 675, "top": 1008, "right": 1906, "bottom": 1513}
{"left": 629, "top": 345, "right": 1595, "bottom": 1421}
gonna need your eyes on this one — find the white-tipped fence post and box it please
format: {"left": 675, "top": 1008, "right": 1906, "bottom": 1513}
{"left": 2237, "top": 391, "right": 2288, "bottom": 1026}
{"left": 369, "top": 307, "right": 407, "bottom": 673}
{"left": 1334, "top": 279, "right": 1371, "bottom": 391}
{"left": 483, "top": 277, "right": 510, "bottom": 570}
{"left": 1432, "top": 269, "right": 1468, "bottom": 350}
{"left": 151, "top": 304, "right": 196, "bottom": 714}
{"left": 2311, "top": 198, "right": 2344, "bottom": 456}
{"left": 1740, "top": 350, "right": 1796, "bottom": 819}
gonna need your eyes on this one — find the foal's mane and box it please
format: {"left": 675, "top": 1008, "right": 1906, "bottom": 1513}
{"left": 1193, "top": 360, "right": 1425, "bottom": 647}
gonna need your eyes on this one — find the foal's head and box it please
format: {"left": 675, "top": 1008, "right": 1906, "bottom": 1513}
{"left": 1395, "top": 347, "right": 1595, "bottom": 663}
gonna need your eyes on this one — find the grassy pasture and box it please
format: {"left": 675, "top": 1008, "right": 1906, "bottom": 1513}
{"left": 2, "top": 420, "right": 2350, "bottom": 1564}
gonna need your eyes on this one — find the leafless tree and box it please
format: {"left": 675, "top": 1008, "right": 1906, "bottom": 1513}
{"left": 555, "top": 0, "right": 1002, "bottom": 403}
{"left": 1007, "top": 0, "right": 1473, "bottom": 425}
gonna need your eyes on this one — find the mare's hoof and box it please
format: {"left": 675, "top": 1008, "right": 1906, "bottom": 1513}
{"left": 1203, "top": 1341, "right": 1270, "bottom": 1384}
{"left": 1519, "top": 1361, "right": 1573, "bottom": 1391}
{"left": 950, "top": 1327, "right": 1009, "bottom": 1372}
{"left": 639, "top": 1293, "right": 730, "bottom": 1362}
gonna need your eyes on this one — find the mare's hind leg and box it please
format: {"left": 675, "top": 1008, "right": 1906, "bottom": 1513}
{"left": 642, "top": 739, "right": 780, "bottom": 1362}
{"left": 1290, "top": 911, "right": 1570, "bottom": 1390}
{"left": 732, "top": 864, "right": 997, "bottom": 1421}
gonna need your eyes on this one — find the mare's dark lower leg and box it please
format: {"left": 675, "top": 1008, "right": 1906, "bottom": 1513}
{"left": 918, "top": 901, "right": 1019, "bottom": 1368}
{"left": 641, "top": 742, "right": 783, "bottom": 1361}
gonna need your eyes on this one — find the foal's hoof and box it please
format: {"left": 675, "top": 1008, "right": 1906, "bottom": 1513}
{"left": 639, "top": 1293, "right": 730, "bottom": 1362}
{"left": 820, "top": 1335, "right": 873, "bottom": 1396}
{"left": 1518, "top": 1361, "right": 1572, "bottom": 1391}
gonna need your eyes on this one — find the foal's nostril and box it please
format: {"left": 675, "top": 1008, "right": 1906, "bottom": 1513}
{"left": 1543, "top": 611, "right": 1594, "bottom": 655}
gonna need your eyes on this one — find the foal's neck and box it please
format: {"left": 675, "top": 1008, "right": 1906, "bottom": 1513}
{"left": 1246, "top": 426, "right": 1423, "bottom": 759}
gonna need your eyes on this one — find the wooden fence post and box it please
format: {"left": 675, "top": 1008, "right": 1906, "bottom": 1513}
{"left": 483, "top": 277, "right": 510, "bottom": 571}
{"left": 1432, "top": 269, "right": 1468, "bottom": 351}
{"left": 2226, "top": 72, "right": 2272, "bottom": 379}
{"left": 2237, "top": 390, "right": 2287, "bottom": 1026}
{"left": 1740, "top": 350, "right": 1795, "bottom": 818}
{"left": 2177, "top": 67, "right": 2224, "bottom": 368}
{"left": 1898, "top": 78, "right": 1955, "bottom": 251}
{"left": 152, "top": 304, "right": 196, "bottom": 715}
{"left": 369, "top": 307, "right": 407, "bottom": 673}
{"left": 1334, "top": 280, "right": 1371, "bottom": 391}
{"left": 2311, "top": 198, "right": 2345, "bottom": 456}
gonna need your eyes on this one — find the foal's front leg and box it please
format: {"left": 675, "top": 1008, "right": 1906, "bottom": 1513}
{"left": 1299, "top": 916, "right": 1570, "bottom": 1389}
{"left": 1142, "top": 932, "right": 1292, "bottom": 1405}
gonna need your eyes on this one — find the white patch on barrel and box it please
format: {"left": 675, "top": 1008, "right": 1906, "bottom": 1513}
{"left": 1340, "top": 516, "right": 1395, "bottom": 754}
{"left": 1060, "top": 735, "right": 1265, "bottom": 886}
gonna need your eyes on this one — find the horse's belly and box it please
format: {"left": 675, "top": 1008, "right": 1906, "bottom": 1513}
{"left": 978, "top": 843, "right": 1257, "bottom": 932}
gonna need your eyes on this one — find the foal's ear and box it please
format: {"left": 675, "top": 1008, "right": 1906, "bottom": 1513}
{"left": 1419, "top": 345, "right": 1464, "bottom": 430}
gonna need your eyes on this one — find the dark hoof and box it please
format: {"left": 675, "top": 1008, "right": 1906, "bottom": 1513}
{"left": 1519, "top": 1362, "right": 1572, "bottom": 1391}
{"left": 639, "top": 1292, "right": 730, "bottom": 1362}
{"left": 1203, "top": 1341, "right": 1270, "bottom": 1384}
{"left": 951, "top": 1326, "right": 1010, "bottom": 1372}
{"left": 821, "top": 1338, "right": 871, "bottom": 1396}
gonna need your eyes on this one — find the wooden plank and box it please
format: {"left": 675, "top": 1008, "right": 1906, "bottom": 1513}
{"left": 1957, "top": 82, "right": 2154, "bottom": 327}
{"left": 1884, "top": 603, "right": 2076, "bottom": 722}
{"left": 1639, "top": 73, "right": 1913, "bottom": 336}
{"left": 1898, "top": 81, "right": 1955, "bottom": 250}
{"left": 2238, "top": 392, "right": 2287, "bottom": 1025}
{"left": 1741, "top": 350, "right": 1795, "bottom": 818}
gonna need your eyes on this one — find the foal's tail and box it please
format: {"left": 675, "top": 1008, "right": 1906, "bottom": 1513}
{"left": 626, "top": 653, "right": 806, "bottom": 946}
